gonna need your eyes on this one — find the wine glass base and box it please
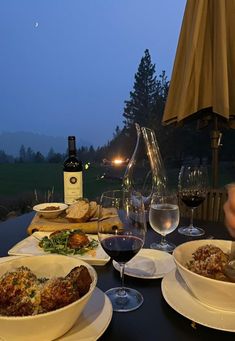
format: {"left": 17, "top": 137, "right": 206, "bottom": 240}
{"left": 150, "top": 241, "right": 176, "bottom": 253}
{"left": 105, "top": 287, "right": 143, "bottom": 312}
{"left": 178, "top": 226, "right": 205, "bottom": 237}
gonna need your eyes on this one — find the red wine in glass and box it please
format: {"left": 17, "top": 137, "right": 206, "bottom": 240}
{"left": 98, "top": 189, "right": 146, "bottom": 313}
{"left": 101, "top": 235, "right": 144, "bottom": 263}
{"left": 178, "top": 165, "right": 208, "bottom": 237}
{"left": 180, "top": 195, "right": 205, "bottom": 208}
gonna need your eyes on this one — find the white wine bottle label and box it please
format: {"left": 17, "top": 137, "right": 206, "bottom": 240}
{"left": 63, "top": 171, "right": 83, "bottom": 204}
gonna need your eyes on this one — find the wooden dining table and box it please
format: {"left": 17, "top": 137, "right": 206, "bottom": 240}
{"left": 0, "top": 212, "right": 234, "bottom": 340}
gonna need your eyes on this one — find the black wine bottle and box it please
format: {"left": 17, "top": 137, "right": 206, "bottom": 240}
{"left": 63, "top": 136, "right": 83, "bottom": 204}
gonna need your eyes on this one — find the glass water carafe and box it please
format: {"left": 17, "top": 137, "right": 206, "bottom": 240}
{"left": 141, "top": 126, "right": 167, "bottom": 195}
{"left": 123, "top": 123, "right": 166, "bottom": 210}
{"left": 122, "top": 123, "right": 142, "bottom": 191}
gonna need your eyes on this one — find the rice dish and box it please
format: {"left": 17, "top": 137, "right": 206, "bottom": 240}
{"left": 0, "top": 265, "right": 92, "bottom": 316}
{"left": 186, "top": 244, "right": 230, "bottom": 281}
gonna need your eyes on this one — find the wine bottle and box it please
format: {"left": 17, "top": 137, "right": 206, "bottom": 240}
{"left": 63, "top": 136, "right": 83, "bottom": 204}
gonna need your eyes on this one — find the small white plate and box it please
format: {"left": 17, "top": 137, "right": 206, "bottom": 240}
{"left": 8, "top": 232, "right": 110, "bottom": 266}
{"left": 161, "top": 268, "right": 235, "bottom": 332}
{"left": 33, "top": 203, "right": 68, "bottom": 219}
{"left": 113, "top": 248, "right": 175, "bottom": 279}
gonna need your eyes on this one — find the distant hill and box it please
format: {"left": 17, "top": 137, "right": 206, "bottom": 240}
{"left": 0, "top": 132, "right": 91, "bottom": 157}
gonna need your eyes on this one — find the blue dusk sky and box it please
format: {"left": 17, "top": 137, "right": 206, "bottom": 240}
{"left": 0, "top": 0, "right": 186, "bottom": 147}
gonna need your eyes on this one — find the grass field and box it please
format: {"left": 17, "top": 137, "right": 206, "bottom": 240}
{"left": 0, "top": 163, "right": 123, "bottom": 197}
{"left": 0, "top": 161, "right": 234, "bottom": 219}
{"left": 1, "top": 162, "right": 234, "bottom": 195}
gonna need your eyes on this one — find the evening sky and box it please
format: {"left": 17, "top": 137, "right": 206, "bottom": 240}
{"left": 0, "top": 0, "right": 186, "bottom": 147}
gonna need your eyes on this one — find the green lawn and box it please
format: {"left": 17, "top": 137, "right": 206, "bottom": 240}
{"left": 0, "top": 163, "right": 235, "bottom": 198}
{"left": 0, "top": 163, "right": 122, "bottom": 201}
{"left": 0, "top": 163, "right": 63, "bottom": 195}
{"left": 0, "top": 161, "right": 234, "bottom": 219}
{"left": 0, "top": 162, "right": 234, "bottom": 197}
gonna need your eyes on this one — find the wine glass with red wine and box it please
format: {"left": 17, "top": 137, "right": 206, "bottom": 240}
{"left": 178, "top": 165, "right": 208, "bottom": 236}
{"left": 98, "top": 189, "right": 146, "bottom": 312}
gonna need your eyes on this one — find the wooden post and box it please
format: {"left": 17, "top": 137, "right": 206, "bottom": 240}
{"left": 210, "top": 115, "right": 220, "bottom": 188}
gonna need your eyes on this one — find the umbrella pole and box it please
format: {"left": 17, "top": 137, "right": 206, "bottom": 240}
{"left": 210, "top": 116, "right": 220, "bottom": 188}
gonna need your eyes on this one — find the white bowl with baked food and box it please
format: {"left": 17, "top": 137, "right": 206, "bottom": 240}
{"left": 33, "top": 202, "right": 68, "bottom": 219}
{"left": 0, "top": 254, "right": 97, "bottom": 341}
{"left": 173, "top": 239, "right": 235, "bottom": 311}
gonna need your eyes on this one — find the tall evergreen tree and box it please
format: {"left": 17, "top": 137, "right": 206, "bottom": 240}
{"left": 34, "top": 151, "right": 44, "bottom": 163}
{"left": 47, "top": 147, "right": 55, "bottom": 162}
{"left": 26, "top": 147, "right": 34, "bottom": 162}
{"left": 123, "top": 49, "right": 157, "bottom": 129}
{"left": 19, "top": 145, "right": 26, "bottom": 162}
{"left": 113, "top": 125, "right": 121, "bottom": 139}
{"left": 151, "top": 70, "right": 169, "bottom": 133}
{"left": 0, "top": 150, "right": 11, "bottom": 163}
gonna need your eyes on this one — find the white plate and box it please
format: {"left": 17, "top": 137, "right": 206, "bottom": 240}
{"left": 161, "top": 269, "right": 235, "bottom": 332}
{"left": 59, "top": 287, "right": 112, "bottom": 340}
{"left": 33, "top": 202, "right": 68, "bottom": 219}
{"left": 113, "top": 248, "right": 175, "bottom": 279}
{"left": 8, "top": 232, "right": 110, "bottom": 266}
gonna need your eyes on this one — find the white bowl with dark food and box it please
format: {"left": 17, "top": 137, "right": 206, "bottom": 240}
{"left": 0, "top": 254, "right": 97, "bottom": 341}
{"left": 33, "top": 202, "right": 68, "bottom": 219}
{"left": 173, "top": 239, "right": 235, "bottom": 311}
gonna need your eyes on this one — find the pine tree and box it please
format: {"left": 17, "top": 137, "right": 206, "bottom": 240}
{"left": 151, "top": 70, "right": 169, "bottom": 132}
{"left": 123, "top": 49, "right": 157, "bottom": 129}
{"left": 26, "top": 147, "right": 34, "bottom": 162}
{"left": 47, "top": 147, "right": 55, "bottom": 162}
{"left": 19, "top": 145, "right": 26, "bottom": 162}
{"left": 113, "top": 125, "right": 121, "bottom": 138}
{"left": 34, "top": 151, "right": 45, "bottom": 163}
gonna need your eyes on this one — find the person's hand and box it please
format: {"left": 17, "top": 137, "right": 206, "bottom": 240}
{"left": 223, "top": 184, "right": 235, "bottom": 238}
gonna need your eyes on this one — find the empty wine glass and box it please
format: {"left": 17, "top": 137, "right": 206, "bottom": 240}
{"left": 98, "top": 189, "right": 146, "bottom": 312}
{"left": 149, "top": 191, "right": 180, "bottom": 252}
{"left": 178, "top": 165, "right": 208, "bottom": 236}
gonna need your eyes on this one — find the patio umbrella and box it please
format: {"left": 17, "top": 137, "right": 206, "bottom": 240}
{"left": 162, "top": 0, "right": 235, "bottom": 187}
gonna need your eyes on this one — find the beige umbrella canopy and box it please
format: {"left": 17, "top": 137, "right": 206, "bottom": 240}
{"left": 162, "top": 0, "right": 235, "bottom": 187}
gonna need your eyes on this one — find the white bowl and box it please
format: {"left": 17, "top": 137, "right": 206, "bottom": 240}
{"left": 0, "top": 254, "right": 97, "bottom": 341}
{"left": 33, "top": 202, "right": 68, "bottom": 219}
{"left": 173, "top": 239, "right": 235, "bottom": 311}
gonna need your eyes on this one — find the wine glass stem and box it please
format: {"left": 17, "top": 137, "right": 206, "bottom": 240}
{"left": 118, "top": 263, "right": 126, "bottom": 296}
{"left": 161, "top": 235, "right": 167, "bottom": 245}
{"left": 189, "top": 208, "right": 195, "bottom": 229}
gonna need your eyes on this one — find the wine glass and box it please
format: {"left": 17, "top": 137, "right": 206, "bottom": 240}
{"left": 98, "top": 189, "right": 146, "bottom": 312}
{"left": 149, "top": 191, "right": 180, "bottom": 252}
{"left": 178, "top": 165, "right": 208, "bottom": 236}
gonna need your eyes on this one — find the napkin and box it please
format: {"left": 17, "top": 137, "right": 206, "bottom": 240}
{"left": 124, "top": 254, "right": 175, "bottom": 277}
{"left": 125, "top": 256, "right": 156, "bottom": 276}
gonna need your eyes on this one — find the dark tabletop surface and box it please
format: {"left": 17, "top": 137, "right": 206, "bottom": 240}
{"left": 0, "top": 213, "right": 234, "bottom": 340}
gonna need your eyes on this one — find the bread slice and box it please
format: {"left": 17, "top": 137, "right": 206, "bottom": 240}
{"left": 66, "top": 199, "right": 90, "bottom": 222}
{"left": 101, "top": 207, "right": 118, "bottom": 219}
{"left": 89, "top": 201, "right": 98, "bottom": 218}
